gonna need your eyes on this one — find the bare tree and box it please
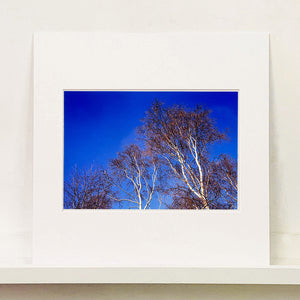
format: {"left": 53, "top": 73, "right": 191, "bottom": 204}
{"left": 139, "top": 100, "right": 237, "bottom": 209}
{"left": 64, "top": 165, "right": 113, "bottom": 209}
{"left": 211, "top": 154, "right": 237, "bottom": 208}
{"left": 64, "top": 100, "right": 237, "bottom": 210}
{"left": 168, "top": 156, "right": 237, "bottom": 209}
{"left": 106, "top": 144, "right": 162, "bottom": 209}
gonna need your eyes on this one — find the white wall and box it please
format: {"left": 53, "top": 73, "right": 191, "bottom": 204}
{"left": 0, "top": 0, "right": 299, "bottom": 297}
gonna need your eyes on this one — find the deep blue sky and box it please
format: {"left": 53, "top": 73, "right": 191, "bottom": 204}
{"left": 64, "top": 91, "right": 238, "bottom": 180}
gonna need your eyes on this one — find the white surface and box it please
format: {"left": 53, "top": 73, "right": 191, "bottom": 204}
{"left": 0, "top": 266, "right": 300, "bottom": 284}
{"left": 33, "top": 33, "right": 269, "bottom": 266}
{"left": 0, "top": 0, "right": 299, "bottom": 297}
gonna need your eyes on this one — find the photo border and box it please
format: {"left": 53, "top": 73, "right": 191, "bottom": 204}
{"left": 33, "top": 33, "right": 269, "bottom": 266}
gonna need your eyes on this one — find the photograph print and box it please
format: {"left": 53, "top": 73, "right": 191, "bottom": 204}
{"left": 64, "top": 91, "right": 238, "bottom": 210}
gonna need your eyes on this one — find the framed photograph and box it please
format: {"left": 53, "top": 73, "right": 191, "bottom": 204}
{"left": 33, "top": 33, "right": 269, "bottom": 266}
{"left": 64, "top": 90, "right": 238, "bottom": 210}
